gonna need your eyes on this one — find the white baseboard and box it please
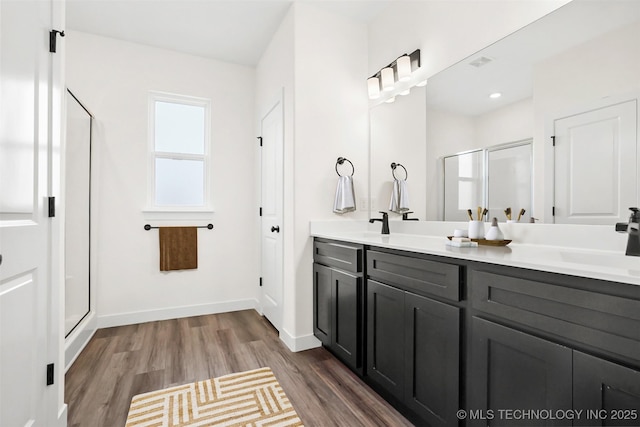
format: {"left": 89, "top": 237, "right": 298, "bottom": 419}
{"left": 96, "top": 298, "right": 260, "bottom": 329}
{"left": 279, "top": 327, "right": 322, "bottom": 352}
{"left": 56, "top": 404, "right": 68, "bottom": 427}
{"left": 65, "top": 312, "right": 98, "bottom": 372}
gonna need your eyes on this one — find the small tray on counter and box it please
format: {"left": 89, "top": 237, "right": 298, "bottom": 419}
{"left": 447, "top": 236, "right": 512, "bottom": 246}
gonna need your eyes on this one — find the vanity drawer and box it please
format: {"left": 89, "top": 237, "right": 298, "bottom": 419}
{"left": 313, "top": 239, "right": 363, "bottom": 273}
{"left": 367, "top": 250, "right": 461, "bottom": 301}
{"left": 470, "top": 268, "right": 640, "bottom": 364}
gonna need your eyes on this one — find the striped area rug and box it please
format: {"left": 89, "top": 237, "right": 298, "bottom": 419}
{"left": 125, "top": 367, "right": 303, "bottom": 427}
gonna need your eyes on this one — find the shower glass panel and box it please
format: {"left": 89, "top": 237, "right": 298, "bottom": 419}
{"left": 443, "top": 150, "right": 485, "bottom": 221}
{"left": 65, "top": 90, "right": 92, "bottom": 337}
{"left": 487, "top": 141, "right": 532, "bottom": 223}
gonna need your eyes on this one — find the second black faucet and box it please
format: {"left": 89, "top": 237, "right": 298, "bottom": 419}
{"left": 369, "top": 211, "right": 390, "bottom": 234}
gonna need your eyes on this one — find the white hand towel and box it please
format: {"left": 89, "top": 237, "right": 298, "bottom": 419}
{"left": 389, "top": 179, "right": 410, "bottom": 213}
{"left": 333, "top": 175, "right": 356, "bottom": 214}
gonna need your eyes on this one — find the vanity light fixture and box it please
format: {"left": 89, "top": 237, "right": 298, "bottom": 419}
{"left": 385, "top": 96, "right": 396, "bottom": 104}
{"left": 397, "top": 55, "right": 412, "bottom": 81}
{"left": 381, "top": 67, "right": 395, "bottom": 91}
{"left": 367, "top": 76, "right": 380, "bottom": 99}
{"left": 399, "top": 88, "right": 411, "bottom": 96}
{"left": 416, "top": 80, "right": 428, "bottom": 87}
{"left": 489, "top": 92, "right": 502, "bottom": 99}
{"left": 367, "top": 49, "right": 421, "bottom": 100}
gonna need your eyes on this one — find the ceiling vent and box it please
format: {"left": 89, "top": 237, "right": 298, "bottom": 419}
{"left": 469, "top": 56, "right": 493, "bottom": 68}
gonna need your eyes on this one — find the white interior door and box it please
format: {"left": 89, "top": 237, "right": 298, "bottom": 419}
{"left": 0, "top": 0, "right": 52, "bottom": 425}
{"left": 554, "top": 100, "right": 637, "bottom": 224}
{"left": 260, "top": 96, "right": 284, "bottom": 331}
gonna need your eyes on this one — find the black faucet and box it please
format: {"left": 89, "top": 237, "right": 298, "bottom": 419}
{"left": 369, "top": 211, "right": 390, "bottom": 234}
{"left": 402, "top": 211, "right": 419, "bottom": 221}
{"left": 616, "top": 207, "right": 640, "bottom": 256}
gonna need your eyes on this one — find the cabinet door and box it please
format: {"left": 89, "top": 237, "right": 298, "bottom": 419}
{"left": 469, "top": 318, "right": 572, "bottom": 427}
{"left": 574, "top": 351, "right": 640, "bottom": 426}
{"left": 405, "top": 292, "right": 460, "bottom": 427}
{"left": 367, "top": 280, "right": 405, "bottom": 402}
{"left": 332, "top": 270, "right": 362, "bottom": 371}
{"left": 313, "top": 263, "right": 332, "bottom": 346}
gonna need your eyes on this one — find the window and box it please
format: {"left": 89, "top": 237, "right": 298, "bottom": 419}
{"left": 148, "top": 92, "right": 211, "bottom": 210}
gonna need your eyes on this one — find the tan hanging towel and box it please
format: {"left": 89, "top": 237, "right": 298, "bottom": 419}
{"left": 159, "top": 227, "right": 198, "bottom": 271}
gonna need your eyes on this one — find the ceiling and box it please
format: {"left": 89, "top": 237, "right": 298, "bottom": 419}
{"left": 65, "top": 0, "right": 391, "bottom": 67}
{"left": 426, "top": 0, "right": 640, "bottom": 116}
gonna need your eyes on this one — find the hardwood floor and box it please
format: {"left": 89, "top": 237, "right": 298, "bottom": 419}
{"left": 65, "top": 310, "right": 413, "bottom": 426}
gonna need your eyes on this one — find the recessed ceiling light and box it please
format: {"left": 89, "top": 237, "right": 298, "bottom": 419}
{"left": 489, "top": 92, "right": 502, "bottom": 99}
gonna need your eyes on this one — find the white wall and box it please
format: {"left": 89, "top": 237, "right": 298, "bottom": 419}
{"left": 475, "top": 98, "right": 534, "bottom": 149}
{"left": 256, "top": 3, "right": 369, "bottom": 349}
{"left": 66, "top": 31, "right": 259, "bottom": 327}
{"left": 292, "top": 3, "right": 369, "bottom": 341}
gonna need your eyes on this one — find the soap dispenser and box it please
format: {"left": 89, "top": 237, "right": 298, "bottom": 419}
{"left": 485, "top": 217, "right": 504, "bottom": 241}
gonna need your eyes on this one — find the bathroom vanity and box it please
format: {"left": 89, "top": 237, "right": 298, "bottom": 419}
{"left": 311, "top": 225, "right": 640, "bottom": 427}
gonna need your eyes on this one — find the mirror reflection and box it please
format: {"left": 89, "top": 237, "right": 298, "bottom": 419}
{"left": 428, "top": 0, "right": 640, "bottom": 224}
{"left": 370, "top": 85, "right": 426, "bottom": 220}
{"left": 370, "top": 0, "right": 640, "bottom": 225}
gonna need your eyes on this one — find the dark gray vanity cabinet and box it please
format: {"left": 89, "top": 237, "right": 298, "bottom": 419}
{"left": 469, "top": 264, "right": 640, "bottom": 427}
{"left": 366, "top": 280, "right": 405, "bottom": 401}
{"left": 313, "top": 239, "right": 364, "bottom": 373}
{"left": 313, "top": 237, "right": 640, "bottom": 427}
{"left": 404, "top": 291, "right": 460, "bottom": 427}
{"left": 366, "top": 249, "right": 462, "bottom": 427}
{"left": 469, "top": 317, "right": 573, "bottom": 427}
{"left": 574, "top": 351, "right": 640, "bottom": 426}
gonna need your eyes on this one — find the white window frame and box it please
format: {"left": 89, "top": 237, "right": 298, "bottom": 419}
{"left": 145, "top": 91, "right": 213, "bottom": 217}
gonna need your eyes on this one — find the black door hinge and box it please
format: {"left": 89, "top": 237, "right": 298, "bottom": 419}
{"left": 259, "top": 207, "right": 262, "bottom": 217}
{"left": 48, "top": 197, "right": 55, "bottom": 217}
{"left": 46, "top": 363, "right": 54, "bottom": 386}
{"left": 257, "top": 137, "right": 263, "bottom": 147}
{"left": 259, "top": 277, "right": 263, "bottom": 287}
{"left": 552, "top": 206, "right": 556, "bottom": 216}
{"left": 49, "top": 30, "right": 65, "bottom": 53}
{"left": 551, "top": 136, "right": 556, "bottom": 146}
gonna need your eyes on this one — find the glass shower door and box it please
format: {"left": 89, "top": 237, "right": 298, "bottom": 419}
{"left": 65, "top": 90, "right": 92, "bottom": 337}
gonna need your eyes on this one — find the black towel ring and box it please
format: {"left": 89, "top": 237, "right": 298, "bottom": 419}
{"left": 391, "top": 162, "right": 408, "bottom": 180}
{"left": 336, "top": 157, "right": 355, "bottom": 177}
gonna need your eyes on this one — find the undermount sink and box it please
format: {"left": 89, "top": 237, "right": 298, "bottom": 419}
{"left": 557, "top": 250, "right": 640, "bottom": 272}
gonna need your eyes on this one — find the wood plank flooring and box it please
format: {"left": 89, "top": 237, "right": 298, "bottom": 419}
{"left": 65, "top": 309, "right": 413, "bottom": 426}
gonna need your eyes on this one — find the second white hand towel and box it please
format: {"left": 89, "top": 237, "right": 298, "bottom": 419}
{"left": 333, "top": 175, "right": 356, "bottom": 213}
{"left": 389, "top": 179, "right": 410, "bottom": 213}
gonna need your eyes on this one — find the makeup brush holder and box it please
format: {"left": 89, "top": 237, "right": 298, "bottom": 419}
{"left": 468, "top": 220, "right": 485, "bottom": 239}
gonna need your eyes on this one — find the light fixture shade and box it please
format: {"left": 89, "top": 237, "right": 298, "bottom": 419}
{"left": 385, "top": 96, "right": 396, "bottom": 104}
{"left": 397, "top": 55, "right": 411, "bottom": 81}
{"left": 367, "top": 77, "right": 380, "bottom": 99}
{"left": 416, "top": 80, "right": 427, "bottom": 87}
{"left": 381, "top": 67, "right": 395, "bottom": 91}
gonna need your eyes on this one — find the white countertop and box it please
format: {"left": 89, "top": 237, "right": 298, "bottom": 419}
{"left": 310, "top": 221, "right": 640, "bottom": 287}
